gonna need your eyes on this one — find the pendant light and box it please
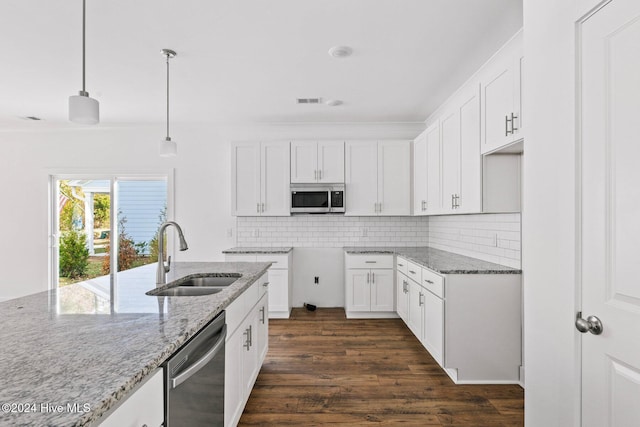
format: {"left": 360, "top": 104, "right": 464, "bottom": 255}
{"left": 159, "top": 49, "right": 177, "bottom": 157}
{"left": 69, "top": 0, "right": 99, "bottom": 124}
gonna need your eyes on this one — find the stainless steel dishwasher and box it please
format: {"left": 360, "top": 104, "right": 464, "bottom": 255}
{"left": 164, "top": 311, "right": 226, "bottom": 426}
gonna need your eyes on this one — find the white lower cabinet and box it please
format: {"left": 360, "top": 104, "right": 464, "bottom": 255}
{"left": 344, "top": 254, "right": 396, "bottom": 318}
{"left": 225, "top": 275, "right": 269, "bottom": 427}
{"left": 98, "top": 369, "right": 163, "bottom": 427}
{"left": 225, "top": 252, "right": 293, "bottom": 318}
{"left": 395, "top": 261, "right": 521, "bottom": 384}
{"left": 396, "top": 270, "right": 409, "bottom": 323}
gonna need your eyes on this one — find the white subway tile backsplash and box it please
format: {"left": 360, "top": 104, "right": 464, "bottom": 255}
{"left": 235, "top": 212, "right": 521, "bottom": 269}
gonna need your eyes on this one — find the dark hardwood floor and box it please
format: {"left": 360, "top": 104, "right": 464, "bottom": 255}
{"left": 239, "top": 308, "right": 523, "bottom": 426}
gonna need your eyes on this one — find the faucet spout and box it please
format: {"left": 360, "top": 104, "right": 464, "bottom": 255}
{"left": 156, "top": 221, "right": 189, "bottom": 285}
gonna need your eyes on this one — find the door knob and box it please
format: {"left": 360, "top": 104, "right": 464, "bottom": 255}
{"left": 575, "top": 312, "right": 603, "bottom": 335}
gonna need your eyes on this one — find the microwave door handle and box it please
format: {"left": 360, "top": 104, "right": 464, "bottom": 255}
{"left": 170, "top": 324, "right": 227, "bottom": 389}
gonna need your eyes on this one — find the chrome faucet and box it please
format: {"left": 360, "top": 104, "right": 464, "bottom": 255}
{"left": 156, "top": 221, "right": 189, "bottom": 285}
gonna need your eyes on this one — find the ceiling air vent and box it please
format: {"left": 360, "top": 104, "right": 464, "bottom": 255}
{"left": 296, "top": 98, "right": 322, "bottom": 104}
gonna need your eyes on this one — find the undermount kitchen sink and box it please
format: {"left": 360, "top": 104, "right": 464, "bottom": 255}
{"left": 146, "top": 274, "right": 241, "bottom": 297}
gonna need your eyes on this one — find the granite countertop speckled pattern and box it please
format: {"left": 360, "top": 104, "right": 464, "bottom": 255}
{"left": 222, "top": 247, "right": 293, "bottom": 254}
{"left": 0, "top": 261, "right": 270, "bottom": 427}
{"left": 344, "top": 246, "right": 521, "bottom": 274}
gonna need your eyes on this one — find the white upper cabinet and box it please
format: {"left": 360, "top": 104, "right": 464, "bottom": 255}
{"left": 377, "top": 141, "right": 411, "bottom": 216}
{"left": 413, "top": 130, "right": 428, "bottom": 215}
{"left": 481, "top": 30, "right": 524, "bottom": 154}
{"left": 345, "top": 141, "right": 411, "bottom": 216}
{"left": 425, "top": 123, "right": 442, "bottom": 215}
{"left": 345, "top": 141, "right": 378, "bottom": 215}
{"left": 290, "top": 140, "right": 344, "bottom": 183}
{"left": 440, "top": 84, "right": 482, "bottom": 214}
{"left": 231, "top": 141, "right": 290, "bottom": 216}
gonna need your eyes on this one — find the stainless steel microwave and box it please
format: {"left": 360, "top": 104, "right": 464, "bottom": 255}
{"left": 290, "top": 184, "right": 345, "bottom": 214}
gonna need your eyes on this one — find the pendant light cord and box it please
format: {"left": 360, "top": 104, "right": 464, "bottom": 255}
{"left": 166, "top": 53, "right": 170, "bottom": 139}
{"left": 82, "top": 0, "right": 86, "bottom": 93}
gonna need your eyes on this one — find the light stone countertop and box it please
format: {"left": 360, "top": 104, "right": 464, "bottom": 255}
{"left": 222, "top": 247, "right": 293, "bottom": 254}
{"left": 0, "top": 261, "right": 271, "bottom": 427}
{"left": 344, "top": 246, "right": 521, "bottom": 274}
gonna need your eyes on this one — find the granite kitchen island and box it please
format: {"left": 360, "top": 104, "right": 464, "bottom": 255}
{"left": 0, "top": 261, "right": 270, "bottom": 427}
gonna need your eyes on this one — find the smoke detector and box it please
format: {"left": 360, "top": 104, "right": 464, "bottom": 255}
{"left": 328, "top": 46, "right": 353, "bottom": 58}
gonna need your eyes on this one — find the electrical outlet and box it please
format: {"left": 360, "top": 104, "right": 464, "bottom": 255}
{"left": 314, "top": 276, "right": 319, "bottom": 284}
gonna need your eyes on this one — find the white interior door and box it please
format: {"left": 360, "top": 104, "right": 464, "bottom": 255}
{"left": 580, "top": 1, "right": 640, "bottom": 425}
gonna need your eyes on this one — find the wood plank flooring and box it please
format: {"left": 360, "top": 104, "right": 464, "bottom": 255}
{"left": 239, "top": 308, "right": 523, "bottom": 426}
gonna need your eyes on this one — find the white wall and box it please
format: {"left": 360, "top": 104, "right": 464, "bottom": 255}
{"left": 523, "top": 0, "right": 581, "bottom": 425}
{"left": 0, "top": 122, "right": 423, "bottom": 301}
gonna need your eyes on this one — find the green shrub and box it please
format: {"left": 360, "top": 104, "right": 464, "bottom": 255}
{"left": 59, "top": 230, "right": 89, "bottom": 278}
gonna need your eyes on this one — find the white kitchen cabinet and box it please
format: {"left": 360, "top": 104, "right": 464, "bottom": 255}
{"left": 423, "top": 289, "right": 444, "bottom": 366}
{"left": 290, "top": 140, "right": 345, "bottom": 183}
{"left": 406, "top": 278, "right": 423, "bottom": 340}
{"left": 344, "top": 253, "right": 396, "bottom": 318}
{"left": 412, "top": 130, "right": 428, "bottom": 215}
{"left": 481, "top": 30, "right": 524, "bottom": 154}
{"left": 231, "top": 141, "right": 290, "bottom": 216}
{"left": 256, "top": 293, "right": 269, "bottom": 363}
{"left": 396, "top": 270, "right": 409, "bottom": 323}
{"left": 225, "top": 276, "right": 268, "bottom": 427}
{"left": 225, "top": 252, "right": 293, "bottom": 318}
{"left": 345, "top": 140, "right": 411, "bottom": 216}
{"left": 425, "top": 124, "right": 442, "bottom": 214}
{"left": 440, "top": 84, "right": 482, "bottom": 214}
{"left": 98, "top": 369, "right": 163, "bottom": 427}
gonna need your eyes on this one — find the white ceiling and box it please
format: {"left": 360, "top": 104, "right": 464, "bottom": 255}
{"left": 0, "top": 0, "right": 522, "bottom": 129}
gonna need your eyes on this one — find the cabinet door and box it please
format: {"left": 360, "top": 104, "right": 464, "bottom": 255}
{"left": 266, "top": 268, "right": 289, "bottom": 314}
{"left": 377, "top": 140, "right": 411, "bottom": 215}
{"left": 261, "top": 141, "right": 290, "bottom": 216}
{"left": 345, "top": 269, "right": 371, "bottom": 312}
{"left": 231, "top": 142, "right": 261, "bottom": 216}
{"left": 256, "top": 293, "right": 269, "bottom": 364}
{"left": 241, "top": 315, "right": 259, "bottom": 396}
{"left": 370, "top": 269, "right": 394, "bottom": 312}
{"left": 413, "top": 130, "right": 429, "bottom": 215}
{"left": 422, "top": 290, "right": 444, "bottom": 366}
{"left": 481, "top": 51, "right": 515, "bottom": 154}
{"left": 290, "top": 141, "right": 318, "bottom": 183}
{"left": 318, "top": 140, "right": 345, "bottom": 183}
{"left": 396, "top": 271, "right": 409, "bottom": 323}
{"left": 345, "top": 141, "right": 378, "bottom": 215}
{"left": 225, "top": 328, "right": 245, "bottom": 427}
{"left": 441, "top": 107, "right": 461, "bottom": 214}
{"left": 514, "top": 49, "right": 524, "bottom": 141}
{"left": 458, "top": 84, "right": 482, "bottom": 214}
{"left": 425, "top": 123, "right": 442, "bottom": 214}
{"left": 99, "top": 370, "right": 163, "bottom": 427}
{"left": 407, "top": 280, "right": 424, "bottom": 340}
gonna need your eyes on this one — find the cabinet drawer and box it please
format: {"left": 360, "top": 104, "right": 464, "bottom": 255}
{"left": 256, "top": 254, "right": 289, "bottom": 269}
{"left": 421, "top": 267, "right": 444, "bottom": 299}
{"left": 406, "top": 261, "right": 422, "bottom": 283}
{"left": 345, "top": 254, "right": 393, "bottom": 269}
{"left": 396, "top": 256, "right": 409, "bottom": 275}
{"left": 225, "top": 254, "right": 257, "bottom": 262}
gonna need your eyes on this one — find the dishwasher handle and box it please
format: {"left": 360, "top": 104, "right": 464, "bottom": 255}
{"left": 170, "top": 324, "right": 227, "bottom": 389}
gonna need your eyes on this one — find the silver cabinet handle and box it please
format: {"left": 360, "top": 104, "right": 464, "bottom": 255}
{"left": 171, "top": 324, "right": 227, "bottom": 389}
{"left": 409, "top": 270, "right": 416, "bottom": 275}
{"left": 397, "top": 263, "right": 404, "bottom": 267}
{"left": 262, "top": 281, "right": 269, "bottom": 287}
{"left": 260, "top": 306, "right": 265, "bottom": 324}
{"left": 511, "top": 112, "right": 519, "bottom": 132}
{"left": 244, "top": 327, "right": 250, "bottom": 350}
{"left": 372, "top": 272, "right": 375, "bottom": 283}
{"left": 378, "top": 202, "right": 382, "bottom": 213}
{"left": 425, "top": 279, "right": 434, "bottom": 284}
{"left": 419, "top": 292, "right": 424, "bottom": 306}
{"left": 451, "top": 194, "right": 455, "bottom": 209}
{"left": 422, "top": 200, "right": 426, "bottom": 211}
{"left": 365, "top": 261, "right": 377, "bottom": 264}
{"left": 314, "top": 170, "right": 317, "bottom": 180}
{"left": 261, "top": 202, "right": 265, "bottom": 213}
{"left": 403, "top": 280, "right": 408, "bottom": 293}
{"left": 505, "top": 115, "right": 511, "bottom": 136}
{"left": 248, "top": 325, "right": 253, "bottom": 348}
{"left": 257, "top": 203, "right": 260, "bottom": 213}
{"left": 575, "top": 312, "right": 603, "bottom": 335}
{"left": 367, "top": 272, "right": 370, "bottom": 283}
{"left": 319, "top": 170, "right": 322, "bottom": 180}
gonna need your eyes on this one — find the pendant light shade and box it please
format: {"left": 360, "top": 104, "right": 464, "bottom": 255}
{"left": 160, "top": 137, "right": 177, "bottom": 157}
{"left": 159, "top": 49, "right": 177, "bottom": 157}
{"left": 69, "top": 0, "right": 99, "bottom": 124}
{"left": 69, "top": 92, "right": 99, "bottom": 124}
